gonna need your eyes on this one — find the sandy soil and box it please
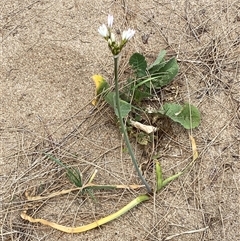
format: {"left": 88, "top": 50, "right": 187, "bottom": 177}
{"left": 1, "top": 0, "right": 239, "bottom": 240}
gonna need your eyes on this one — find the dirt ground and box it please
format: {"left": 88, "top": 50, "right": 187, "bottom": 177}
{"left": 1, "top": 0, "right": 239, "bottom": 240}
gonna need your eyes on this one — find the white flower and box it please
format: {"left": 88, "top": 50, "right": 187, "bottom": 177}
{"left": 98, "top": 24, "right": 109, "bottom": 38}
{"left": 122, "top": 29, "right": 135, "bottom": 41}
{"left": 98, "top": 15, "right": 136, "bottom": 55}
{"left": 108, "top": 15, "right": 113, "bottom": 27}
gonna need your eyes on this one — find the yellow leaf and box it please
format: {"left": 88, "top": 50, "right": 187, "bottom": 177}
{"left": 21, "top": 194, "right": 149, "bottom": 233}
{"left": 92, "top": 75, "right": 109, "bottom": 106}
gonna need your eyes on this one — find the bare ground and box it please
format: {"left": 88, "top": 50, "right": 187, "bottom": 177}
{"left": 1, "top": 0, "right": 239, "bottom": 240}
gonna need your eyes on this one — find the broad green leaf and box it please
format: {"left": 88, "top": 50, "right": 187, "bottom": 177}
{"left": 159, "top": 103, "right": 201, "bottom": 129}
{"left": 115, "top": 99, "right": 131, "bottom": 119}
{"left": 156, "top": 58, "right": 179, "bottom": 87}
{"left": 147, "top": 58, "right": 178, "bottom": 89}
{"left": 132, "top": 88, "right": 152, "bottom": 102}
{"left": 105, "top": 92, "right": 132, "bottom": 119}
{"left": 105, "top": 91, "right": 115, "bottom": 108}
{"left": 147, "top": 50, "right": 166, "bottom": 73}
{"left": 129, "top": 53, "right": 147, "bottom": 77}
{"left": 92, "top": 75, "right": 110, "bottom": 105}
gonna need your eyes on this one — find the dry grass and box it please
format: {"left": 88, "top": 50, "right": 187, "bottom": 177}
{"left": 1, "top": 0, "right": 239, "bottom": 240}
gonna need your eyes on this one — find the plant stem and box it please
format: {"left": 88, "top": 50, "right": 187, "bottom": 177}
{"left": 113, "top": 56, "right": 152, "bottom": 193}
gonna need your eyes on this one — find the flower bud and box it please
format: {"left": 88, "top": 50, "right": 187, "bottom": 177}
{"left": 110, "top": 32, "right": 116, "bottom": 42}
{"left": 108, "top": 15, "right": 113, "bottom": 27}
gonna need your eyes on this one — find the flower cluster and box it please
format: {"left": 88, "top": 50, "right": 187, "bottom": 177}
{"left": 98, "top": 15, "right": 135, "bottom": 56}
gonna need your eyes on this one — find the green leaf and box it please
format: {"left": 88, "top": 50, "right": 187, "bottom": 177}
{"left": 105, "top": 92, "right": 132, "bottom": 119}
{"left": 159, "top": 103, "right": 201, "bottom": 129}
{"left": 115, "top": 99, "right": 131, "bottom": 119}
{"left": 157, "top": 58, "right": 178, "bottom": 87}
{"left": 136, "top": 132, "right": 150, "bottom": 145}
{"left": 155, "top": 161, "right": 163, "bottom": 191}
{"left": 105, "top": 91, "right": 115, "bottom": 108}
{"left": 162, "top": 171, "right": 183, "bottom": 188}
{"left": 147, "top": 50, "right": 166, "bottom": 73}
{"left": 132, "top": 88, "right": 152, "bottom": 102}
{"left": 147, "top": 58, "right": 179, "bottom": 88}
{"left": 66, "top": 167, "right": 82, "bottom": 187}
{"left": 45, "top": 153, "right": 82, "bottom": 187}
{"left": 129, "top": 53, "right": 147, "bottom": 77}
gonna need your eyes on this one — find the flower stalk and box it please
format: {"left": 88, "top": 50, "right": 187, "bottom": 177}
{"left": 113, "top": 56, "right": 152, "bottom": 193}
{"left": 98, "top": 15, "right": 152, "bottom": 193}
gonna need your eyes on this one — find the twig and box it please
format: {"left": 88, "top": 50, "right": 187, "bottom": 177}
{"left": 165, "top": 226, "right": 209, "bottom": 240}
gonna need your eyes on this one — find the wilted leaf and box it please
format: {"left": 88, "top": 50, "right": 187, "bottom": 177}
{"left": 21, "top": 194, "right": 149, "bottom": 233}
{"left": 190, "top": 135, "right": 198, "bottom": 161}
{"left": 159, "top": 103, "right": 201, "bottom": 129}
{"left": 130, "top": 119, "right": 157, "bottom": 134}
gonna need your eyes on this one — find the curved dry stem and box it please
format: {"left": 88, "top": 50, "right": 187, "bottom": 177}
{"left": 25, "top": 183, "right": 144, "bottom": 201}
